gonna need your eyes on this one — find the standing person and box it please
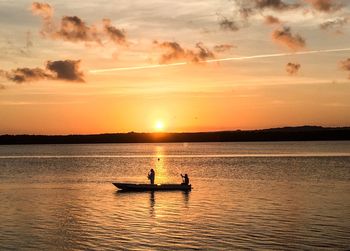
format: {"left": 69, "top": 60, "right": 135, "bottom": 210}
{"left": 148, "top": 169, "right": 155, "bottom": 185}
{"left": 181, "top": 174, "right": 189, "bottom": 185}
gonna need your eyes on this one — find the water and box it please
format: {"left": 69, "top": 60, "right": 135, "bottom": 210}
{"left": 0, "top": 142, "right": 349, "bottom": 250}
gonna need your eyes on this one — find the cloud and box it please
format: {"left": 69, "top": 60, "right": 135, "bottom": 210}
{"left": 103, "top": 19, "right": 127, "bottom": 45}
{"left": 213, "top": 44, "right": 236, "bottom": 53}
{"left": 219, "top": 17, "right": 240, "bottom": 31}
{"left": 254, "top": 0, "right": 301, "bottom": 10}
{"left": 55, "top": 16, "right": 98, "bottom": 43}
{"left": 1, "top": 60, "right": 84, "bottom": 83}
{"left": 286, "top": 62, "right": 301, "bottom": 75}
{"left": 196, "top": 42, "right": 215, "bottom": 61}
{"left": 5, "top": 68, "right": 51, "bottom": 83}
{"left": 272, "top": 26, "right": 306, "bottom": 51}
{"left": 31, "top": 2, "right": 53, "bottom": 20}
{"left": 339, "top": 58, "right": 350, "bottom": 78}
{"left": 154, "top": 41, "right": 215, "bottom": 64}
{"left": 31, "top": 2, "right": 54, "bottom": 36}
{"left": 31, "top": 2, "right": 126, "bottom": 46}
{"left": 239, "top": 7, "right": 255, "bottom": 20}
{"left": 264, "top": 15, "right": 281, "bottom": 25}
{"left": 46, "top": 60, "right": 84, "bottom": 82}
{"left": 320, "top": 17, "right": 348, "bottom": 32}
{"left": 223, "top": 0, "right": 300, "bottom": 30}
{"left": 304, "top": 0, "right": 343, "bottom": 12}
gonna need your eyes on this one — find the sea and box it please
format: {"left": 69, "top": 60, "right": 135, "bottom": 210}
{"left": 0, "top": 141, "right": 349, "bottom": 250}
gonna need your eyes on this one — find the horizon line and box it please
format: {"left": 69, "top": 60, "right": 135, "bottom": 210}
{"left": 1, "top": 125, "right": 349, "bottom": 136}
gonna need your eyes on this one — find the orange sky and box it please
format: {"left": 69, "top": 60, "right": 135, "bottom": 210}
{"left": 0, "top": 0, "right": 350, "bottom": 134}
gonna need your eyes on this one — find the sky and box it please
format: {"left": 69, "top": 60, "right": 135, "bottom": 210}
{"left": 0, "top": 0, "right": 350, "bottom": 134}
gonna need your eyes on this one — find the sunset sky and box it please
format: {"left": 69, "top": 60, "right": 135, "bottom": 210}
{"left": 0, "top": 0, "right": 350, "bottom": 134}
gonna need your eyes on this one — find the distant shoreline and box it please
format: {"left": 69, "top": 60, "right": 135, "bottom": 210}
{"left": 1, "top": 126, "right": 350, "bottom": 145}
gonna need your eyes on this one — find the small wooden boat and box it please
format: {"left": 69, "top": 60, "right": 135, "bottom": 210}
{"left": 113, "top": 182, "right": 192, "bottom": 191}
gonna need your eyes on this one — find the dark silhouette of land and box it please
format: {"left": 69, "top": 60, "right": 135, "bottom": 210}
{"left": 0, "top": 126, "right": 349, "bottom": 145}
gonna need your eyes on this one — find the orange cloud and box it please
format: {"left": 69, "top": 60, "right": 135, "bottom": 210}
{"left": 154, "top": 41, "right": 215, "bottom": 64}
{"left": 272, "top": 26, "right": 306, "bottom": 51}
{"left": 31, "top": 2, "right": 53, "bottom": 20}
{"left": 304, "top": 0, "right": 343, "bottom": 12}
{"left": 103, "top": 19, "right": 127, "bottom": 45}
{"left": 264, "top": 15, "right": 281, "bottom": 25}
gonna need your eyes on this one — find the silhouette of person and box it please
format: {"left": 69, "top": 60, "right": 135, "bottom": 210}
{"left": 148, "top": 169, "right": 155, "bottom": 185}
{"left": 181, "top": 174, "right": 189, "bottom": 185}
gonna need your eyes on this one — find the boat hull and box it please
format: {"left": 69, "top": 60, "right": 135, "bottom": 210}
{"left": 113, "top": 183, "right": 192, "bottom": 191}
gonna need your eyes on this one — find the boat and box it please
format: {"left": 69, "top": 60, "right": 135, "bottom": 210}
{"left": 113, "top": 182, "right": 192, "bottom": 191}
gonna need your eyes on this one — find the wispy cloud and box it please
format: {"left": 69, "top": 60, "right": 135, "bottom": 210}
{"left": 213, "top": 44, "right": 236, "bottom": 53}
{"left": 320, "top": 17, "right": 348, "bottom": 33}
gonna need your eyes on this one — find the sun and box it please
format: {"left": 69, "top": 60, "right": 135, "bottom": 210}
{"left": 155, "top": 120, "right": 165, "bottom": 131}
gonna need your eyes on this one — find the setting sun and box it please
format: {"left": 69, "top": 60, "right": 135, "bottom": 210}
{"left": 155, "top": 120, "right": 165, "bottom": 131}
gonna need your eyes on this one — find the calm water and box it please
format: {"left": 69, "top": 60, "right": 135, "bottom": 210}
{"left": 0, "top": 141, "right": 349, "bottom": 250}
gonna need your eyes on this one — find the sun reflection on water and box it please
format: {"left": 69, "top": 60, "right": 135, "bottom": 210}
{"left": 153, "top": 146, "right": 171, "bottom": 184}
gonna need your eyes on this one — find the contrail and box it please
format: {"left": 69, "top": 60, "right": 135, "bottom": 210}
{"left": 89, "top": 47, "right": 350, "bottom": 73}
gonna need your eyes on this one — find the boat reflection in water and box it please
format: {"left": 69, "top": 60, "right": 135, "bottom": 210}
{"left": 115, "top": 189, "right": 191, "bottom": 218}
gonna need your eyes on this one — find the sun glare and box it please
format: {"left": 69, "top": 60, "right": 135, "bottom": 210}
{"left": 155, "top": 120, "right": 165, "bottom": 131}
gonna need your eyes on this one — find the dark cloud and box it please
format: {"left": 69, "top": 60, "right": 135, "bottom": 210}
{"left": 213, "top": 44, "right": 235, "bottom": 53}
{"left": 31, "top": 2, "right": 126, "bottom": 46}
{"left": 55, "top": 16, "right": 95, "bottom": 43}
{"left": 219, "top": 17, "right": 240, "bottom": 31}
{"left": 272, "top": 26, "right": 306, "bottom": 51}
{"left": 339, "top": 58, "right": 350, "bottom": 78}
{"left": 154, "top": 41, "right": 215, "bottom": 64}
{"left": 46, "top": 60, "right": 84, "bottom": 82}
{"left": 264, "top": 15, "right": 281, "bottom": 25}
{"left": 255, "top": 0, "right": 301, "bottom": 10}
{"left": 286, "top": 62, "right": 301, "bottom": 75}
{"left": 1, "top": 60, "right": 84, "bottom": 83}
{"left": 4, "top": 67, "right": 51, "bottom": 83}
{"left": 320, "top": 17, "right": 348, "bottom": 32}
{"left": 304, "top": 0, "right": 343, "bottom": 12}
{"left": 223, "top": 0, "right": 300, "bottom": 30}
